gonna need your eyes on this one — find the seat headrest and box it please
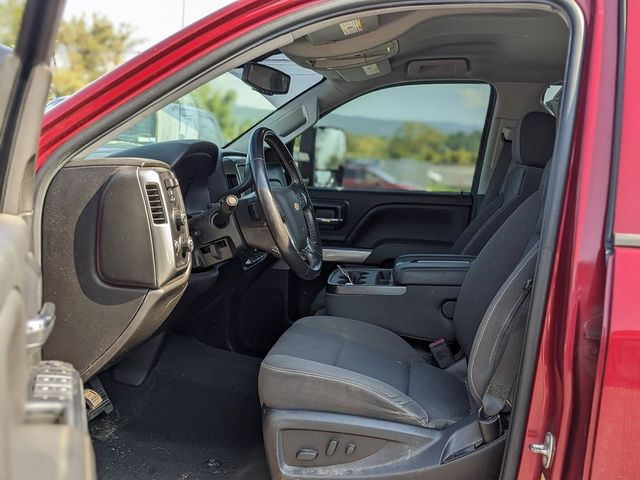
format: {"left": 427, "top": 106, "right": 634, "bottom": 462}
{"left": 512, "top": 111, "right": 556, "bottom": 168}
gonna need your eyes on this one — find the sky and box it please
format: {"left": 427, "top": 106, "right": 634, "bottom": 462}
{"left": 328, "top": 84, "right": 491, "bottom": 126}
{"left": 64, "top": 0, "right": 237, "bottom": 55}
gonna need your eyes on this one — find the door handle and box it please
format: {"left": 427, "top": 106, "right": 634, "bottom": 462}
{"left": 316, "top": 217, "right": 344, "bottom": 227}
{"left": 26, "top": 302, "right": 56, "bottom": 349}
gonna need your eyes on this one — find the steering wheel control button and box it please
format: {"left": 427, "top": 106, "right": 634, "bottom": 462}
{"left": 296, "top": 448, "right": 318, "bottom": 461}
{"left": 326, "top": 439, "right": 339, "bottom": 456}
{"left": 345, "top": 443, "right": 357, "bottom": 456}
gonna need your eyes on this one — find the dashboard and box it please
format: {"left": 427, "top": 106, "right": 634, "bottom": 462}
{"left": 107, "top": 139, "right": 288, "bottom": 272}
{"left": 42, "top": 156, "right": 193, "bottom": 380}
{"left": 40, "top": 139, "right": 295, "bottom": 381}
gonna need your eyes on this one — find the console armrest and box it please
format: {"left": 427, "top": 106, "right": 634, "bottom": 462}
{"left": 393, "top": 254, "right": 475, "bottom": 286}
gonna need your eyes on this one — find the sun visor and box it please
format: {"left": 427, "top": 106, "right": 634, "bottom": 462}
{"left": 310, "top": 40, "right": 398, "bottom": 70}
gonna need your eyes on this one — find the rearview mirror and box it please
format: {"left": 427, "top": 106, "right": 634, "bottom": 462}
{"left": 242, "top": 63, "right": 291, "bottom": 95}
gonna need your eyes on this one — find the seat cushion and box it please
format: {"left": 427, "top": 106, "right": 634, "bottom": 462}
{"left": 259, "top": 316, "right": 470, "bottom": 429}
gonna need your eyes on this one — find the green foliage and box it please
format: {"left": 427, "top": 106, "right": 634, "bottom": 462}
{"left": 345, "top": 122, "right": 482, "bottom": 166}
{"left": 190, "top": 83, "right": 252, "bottom": 142}
{"left": 0, "top": 0, "right": 23, "bottom": 48}
{"left": 0, "top": 1, "right": 140, "bottom": 97}
{"left": 387, "top": 121, "right": 447, "bottom": 161}
{"left": 346, "top": 134, "right": 389, "bottom": 160}
{"left": 53, "top": 14, "right": 140, "bottom": 97}
{"left": 445, "top": 130, "right": 483, "bottom": 152}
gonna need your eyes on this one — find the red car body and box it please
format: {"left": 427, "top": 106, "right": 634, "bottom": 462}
{"left": 38, "top": 0, "right": 637, "bottom": 478}
{"left": 341, "top": 163, "right": 418, "bottom": 191}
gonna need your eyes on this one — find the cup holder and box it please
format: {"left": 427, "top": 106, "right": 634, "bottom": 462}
{"left": 376, "top": 270, "right": 392, "bottom": 285}
{"left": 337, "top": 271, "right": 369, "bottom": 285}
{"left": 327, "top": 268, "right": 402, "bottom": 296}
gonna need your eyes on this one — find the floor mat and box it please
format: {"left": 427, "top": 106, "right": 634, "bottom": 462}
{"left": 90, "top": 335, "right": 270, "bottom": 480}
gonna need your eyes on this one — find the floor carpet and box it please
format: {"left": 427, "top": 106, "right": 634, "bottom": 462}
{"left": 90, "top": 334, "right": 270, "bottom": 480}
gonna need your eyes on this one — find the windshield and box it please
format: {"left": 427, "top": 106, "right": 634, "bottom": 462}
{"left": 85, "top": 54, "right": 323, "bottom": 158}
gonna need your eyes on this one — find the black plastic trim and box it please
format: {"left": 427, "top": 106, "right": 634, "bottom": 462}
{"left": 603, "top": 0, "right": 626, "bottom": 254}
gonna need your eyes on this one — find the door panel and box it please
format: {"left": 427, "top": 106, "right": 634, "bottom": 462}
{"left": 309, "top": 188, "right": 472, "bottom": 265}
{"left": 0, "top": 216, "right": 96, "bottom": 480}
{"left": 300, "top": 82, "right": 492, "bottom": 267}
{"left": 0, "top": 1, "right": 96, "bottom": 479}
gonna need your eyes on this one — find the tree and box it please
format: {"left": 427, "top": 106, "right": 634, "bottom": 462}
{"left": 0, "top": 0, "right": 24, "bottom": 48}
{"left": 190, "top": 83, "right": 252, "bottom": 141}
{"left": 0, "top": 3, "right": 140, "bottom": 97}
{"left": 52, "top": 14, "right": 140, "bottom": 97}
{"left": 387, "top": 121, "right": 447, "bottom": 162}
{"left": 445, "top": 130, "right": 482, "bottom": 152}
{"left": 346, "top": 134, "right": 389, "bottom": 160}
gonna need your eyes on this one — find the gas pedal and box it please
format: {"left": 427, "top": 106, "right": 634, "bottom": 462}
{"left": 84, "top": 376, "right": 113, "bottom": 421}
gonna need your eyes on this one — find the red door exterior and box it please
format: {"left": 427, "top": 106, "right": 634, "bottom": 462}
{"left": 584, "top": 1, "right": 640, "bottom": 478}
{"left": 516, "top": 0, "right": 621, "bottom": 478}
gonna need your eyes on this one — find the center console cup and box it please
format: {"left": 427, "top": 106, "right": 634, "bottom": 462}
{"left": 325, "top": 255, "right": 475, "bottom": 341}
{"left": 327, "top": 268, "right": 402, "bottom": 294}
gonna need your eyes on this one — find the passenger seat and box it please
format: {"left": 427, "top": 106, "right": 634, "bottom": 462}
{"left": 451, "top": 111, "right": 556, "bottom": 255}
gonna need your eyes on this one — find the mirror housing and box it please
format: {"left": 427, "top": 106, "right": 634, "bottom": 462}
{"left": 314, "top": 126, "right": 347, "bottom": 169}
{"left": 312, "top": 126, "right": 348, "bottom": 187}
{"left": 242, "top": 63, "right": 291, "bottom": 95}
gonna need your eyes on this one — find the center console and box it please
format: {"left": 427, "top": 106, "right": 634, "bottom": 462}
{"left": 325, "top": 254, "right": 475, "bottom": 341}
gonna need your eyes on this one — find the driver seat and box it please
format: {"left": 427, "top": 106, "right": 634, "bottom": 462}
{"left": 259, "top": 170, "right": 549, "bottom": 479}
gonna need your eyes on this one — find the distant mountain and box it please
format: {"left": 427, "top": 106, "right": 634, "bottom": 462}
{"left": 233, "top": 106, "right": 481, "bottom": 137}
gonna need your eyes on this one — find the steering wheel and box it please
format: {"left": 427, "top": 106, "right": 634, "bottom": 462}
{"left": 247, "top": 127, "right": 322, "bottom": 280}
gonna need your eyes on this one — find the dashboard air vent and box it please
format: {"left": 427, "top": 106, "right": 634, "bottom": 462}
{"left": 226, "top": 173, "right": 239, "bottom": 189}
{"left": 145, "top": 183, "right": 166, "bottom": 224}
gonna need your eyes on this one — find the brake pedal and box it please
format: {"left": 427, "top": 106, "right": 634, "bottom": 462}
{"left": 84, "top": 376, "right": 113, "bottom": 421}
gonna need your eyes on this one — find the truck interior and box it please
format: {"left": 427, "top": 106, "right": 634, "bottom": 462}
{"left": 33, "top": 2, "right": 582, "bottom": 479}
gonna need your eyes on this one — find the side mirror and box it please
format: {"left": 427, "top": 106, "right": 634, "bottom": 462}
{"left": 313, "top": 126, "right": 348, "bottom": 187}
{"left": 314, "top": 126, "right": 347, "bottom": 169}
{"left": 241, "top": 63, "right": 291, "bottom": 95}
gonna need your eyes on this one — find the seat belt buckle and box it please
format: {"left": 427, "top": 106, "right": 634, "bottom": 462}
{"left": 478, "top": 406, "right": 503, "bottom": 443}
{"left": 428, "top": 338, "right": 454, "bottom": 368}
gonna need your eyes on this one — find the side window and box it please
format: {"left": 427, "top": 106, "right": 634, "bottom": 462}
{"left": 309, "top": 83, "right": 492, "bottom": 193}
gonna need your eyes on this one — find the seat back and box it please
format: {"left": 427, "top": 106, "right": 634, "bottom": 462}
{"left": 450, "top": 111, "right": 555, "bottom": 256}
{"left": 453, "top": 159, "right": 551, "bottom": 407}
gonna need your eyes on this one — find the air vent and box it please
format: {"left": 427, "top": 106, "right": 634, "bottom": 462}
{"left": 226, "top": 173, "right": 239, "bottom": 189}
{"left": 145, "top": 183, "right": 166, "bottom": 224}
